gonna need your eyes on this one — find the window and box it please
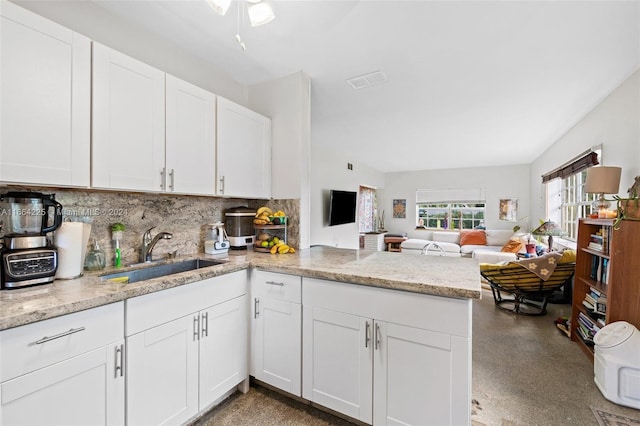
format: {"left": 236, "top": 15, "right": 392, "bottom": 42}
{"left": 547, "top": 170, "right": 598, "bottom": 240}
{"left": 544, "top": 148, "right": 601, "bottom": 241}
{"left": 417, "top": 203, "right": 485, "bottom": 230}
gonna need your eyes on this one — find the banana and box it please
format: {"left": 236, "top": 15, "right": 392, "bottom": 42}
{"left": 278, "top": 244, "right": 290, "bottom": 254}
{"left": 270, "top": 245, "right": 278, "bottom": 254}
{"left": 256, "top": 206, "right": 273, "bottom": 217}
{"left": 253, "top": 218, "right": 268, "bottom": 225}
{"left": 288, "top": 247, "right": 295, "bottom": 253}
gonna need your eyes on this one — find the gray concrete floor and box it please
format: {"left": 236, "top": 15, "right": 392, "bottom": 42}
{"left": 193, "top": 289, "right": 640, "bottom": 425}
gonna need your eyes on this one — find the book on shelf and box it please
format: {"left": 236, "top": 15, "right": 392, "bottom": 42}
{"left": 589, "top": 256, "right": 610, "bottom": 284}
{"left": 588, "top": 227, "right": 611, "bottom": 253}
{"left": 588, "top": 242, "right": 603, "bottom": 251}
{"left": 584, "top": 293, "right": 597, "bottom": 306}
{"left": 595, "top": 295, "right": 607, "bottom": 315}
{"left": 578, "top": 312, "right": 601, "bottom": 340}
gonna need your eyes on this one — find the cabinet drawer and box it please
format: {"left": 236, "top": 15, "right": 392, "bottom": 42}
{"left": 251, "top": 270, "right": 301, "bottom": 303}
{"left": 126, "top": 270, "right": 247, "bottom": 336}
{"left": 0, "top": 302, "right": 124, "bottom": 382}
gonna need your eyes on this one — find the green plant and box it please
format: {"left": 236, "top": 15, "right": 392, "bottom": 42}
{"left": 612, "top": 176, "right": 640, "bottom": 229}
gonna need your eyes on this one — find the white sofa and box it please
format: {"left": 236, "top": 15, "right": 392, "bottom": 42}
{"left": 401, "top": 229, "right": 525, "bottom": 258}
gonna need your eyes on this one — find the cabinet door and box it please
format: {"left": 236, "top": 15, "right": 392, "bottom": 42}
{"left": 126, "top": 316, "right": 198, "bottom": 426}
{"left": 199, "top": 295, "right": 248, "bottom": 409}
{"left": 302, "top": 306, "right": 372, "bottom": 424}
{"left": 165, "top": 74, "right": 216, "bottom": 195}
{"left": 0, "top": 342, "right": 125, "bottom": 426}
{"left": 216, "top": 97, "right": 271, "bottom": 198}
{"left": 373, "top": 322, "right": 471, "bottom": 426}
{"left": 0, "top": 1, "right": 90, "bottom": 187}
{"left": 252, "top": 297, "right": 302, "bottom": 396}
{"left": 92, "top": 42, "right": 165, "bottom": 192}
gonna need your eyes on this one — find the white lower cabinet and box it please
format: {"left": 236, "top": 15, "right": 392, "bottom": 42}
{"left": 0, "top": 342, "right": 125, "bottom": 426}
{"left": 126, "top": 315, "right": 199, "bottom": 425}
{"left": 250, "top": 271, "right": 302, "bottom": 396}
{"left": 125, "top": 271, "right": 248, "bottom": 425}
{"left": 199, "top": 295, "right": 248, "bottom": 407}
{"left": 0, "top": 302, "right": 125, "bottom": 426}
{"left": 302, "top": 278, "right": 472, "bottom": 426}
{"left": 302, "top": 307, "right": 372, "bottom": 423}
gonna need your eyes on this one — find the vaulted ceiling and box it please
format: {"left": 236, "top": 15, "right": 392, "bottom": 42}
{"left": 15, "top": 0, "right": 640, "bottom": 173}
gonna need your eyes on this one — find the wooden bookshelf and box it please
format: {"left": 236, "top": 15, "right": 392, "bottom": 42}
{"left": 571, "top": 219, "right": 640, "bottom": 361}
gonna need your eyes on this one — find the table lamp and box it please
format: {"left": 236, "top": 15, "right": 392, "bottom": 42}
{"left": 532, "top": 220, "right": 564, "bottom": 252}
{"left": 584, "top": 166, "right": 621, "bottom": 218}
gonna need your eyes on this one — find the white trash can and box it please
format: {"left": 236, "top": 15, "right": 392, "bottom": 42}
{"left": 593, "top": 321, "right": 640, "bottom": 409}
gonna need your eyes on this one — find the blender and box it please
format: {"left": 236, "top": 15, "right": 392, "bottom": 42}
{"left": 0, "top": 191, "right": 63, "bottom": 289}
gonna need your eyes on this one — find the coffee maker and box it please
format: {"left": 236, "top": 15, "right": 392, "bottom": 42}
{"left": 0, "top": 192, "right": 63, "bottom": 289}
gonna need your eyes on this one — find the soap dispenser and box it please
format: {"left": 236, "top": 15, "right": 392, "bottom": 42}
{"left": 84, "top": 240, "right": 106, "bottom": 271}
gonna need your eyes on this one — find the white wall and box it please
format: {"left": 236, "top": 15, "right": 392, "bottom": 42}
{"left": 12, "top": 0, "right": 247, "bottom": 105}
{"left": 530, "top": 69, "right": 640, "bottom": 220}
{"left": 380, "top": 165, "right": 531, "bottom": 239}
{"left": 310, "top": 146, "right": 385, "bottom": 249}
{"left": 249, "top": 71, "right": 312, "bottom": 248}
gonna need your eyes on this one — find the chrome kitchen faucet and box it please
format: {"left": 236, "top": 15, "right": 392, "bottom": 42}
{"left": 142, "top": 227, "right": 173, "bottom": 262}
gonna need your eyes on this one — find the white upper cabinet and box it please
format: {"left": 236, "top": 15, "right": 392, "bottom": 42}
{"left": 165, "top": 75, "right": 216, "bottom": 195}
{"left": 217, "top": 97, "right": 272, "bottom": 199}
{"left": 92, "top": 42, "right": 165, "bottom": 192}
{"left": 0, "top": 1, "right": 90, "bottom": 187}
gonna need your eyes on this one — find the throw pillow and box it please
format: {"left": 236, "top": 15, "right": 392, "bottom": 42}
{"left": 512, "top": 232, "right": 531, "bottom": 253}
{"left": 459, "top": 230, "right": 487, "bottom": 246}
{"left": 501, "top": 238, "right": 523, "bottom": 253}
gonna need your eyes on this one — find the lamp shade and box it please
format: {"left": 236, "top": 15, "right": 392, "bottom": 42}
{"left": 584, "top": 166, "right": 622, "bottom": 195}
{"left": 532, "top": 220, "right": 564, "bottom": 237}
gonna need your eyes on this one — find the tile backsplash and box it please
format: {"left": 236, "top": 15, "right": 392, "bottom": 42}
{"left": 0, "top": 185, "right": 299, "bottom": 266}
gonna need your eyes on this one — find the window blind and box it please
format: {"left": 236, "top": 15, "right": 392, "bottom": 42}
{"left": 541, "top": 151, "right": 599, "bottom": 183}
{"left": 416, "top": 188, "right": 486, "bottom": 203}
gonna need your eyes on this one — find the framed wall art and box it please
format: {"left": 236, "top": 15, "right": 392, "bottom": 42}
{"left": 499, "top": 198, "right": 518, "bottom": 222}
{"left": 393, "top": 199, "right": 406, "bottom": 218}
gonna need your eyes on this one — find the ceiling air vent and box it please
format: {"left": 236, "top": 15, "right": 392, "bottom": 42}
{"left": 345, "top": 70, "right": 387, "bottom": 89}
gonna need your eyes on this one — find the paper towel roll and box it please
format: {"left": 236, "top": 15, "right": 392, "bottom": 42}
{"left": 54, "top": 222, "right": 92, "bottom": 279}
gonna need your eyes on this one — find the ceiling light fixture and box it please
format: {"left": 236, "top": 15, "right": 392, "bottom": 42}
{"left": 207, "top": 0, "right": 275, "bottom": 27}
{"left": 247, "top": 0, "right": 275, "bottom": 27}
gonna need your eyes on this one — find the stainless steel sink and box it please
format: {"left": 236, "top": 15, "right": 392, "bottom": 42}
{"left": 100, "top": 259, "right": 227, "bottom": 284}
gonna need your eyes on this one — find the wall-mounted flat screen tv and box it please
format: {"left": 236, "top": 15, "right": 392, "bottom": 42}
{"left": 329, "top": 190, "right": 357, "bottom": 226}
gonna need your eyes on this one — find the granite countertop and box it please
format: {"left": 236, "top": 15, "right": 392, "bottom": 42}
{"left": 0, "top": 247, "right": 481, "bottom": 331}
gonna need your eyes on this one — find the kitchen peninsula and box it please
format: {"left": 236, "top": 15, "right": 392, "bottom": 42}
{"left": 0, "top": 247, "right": 480, "bottom": 426}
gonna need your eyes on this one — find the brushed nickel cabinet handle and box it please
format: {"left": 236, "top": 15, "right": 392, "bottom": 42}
{"left": 219, "top": 176, "right": 225, "bottom": 194}
{"left": 114, "top": 344, "right": 124, "bottom": 378}
{"left": 266, "top": 281, "right": 284, "bottom": 286}
{"left": 254, "top": 298, "right": 260, "bottom": 319}
{"left": 375, "top": 323, "right": 381, "bottom": 351}
{"left": 193, "top": 315, "right": 200, "bottom": 341}
{"left": 34, "top": 327, "right": 85, "bottom": 345}
{"left": 365, "top": 321, "right": 371, "bottom": 348}
{"left": 201, "top": 312, "right": 208, "bottom": 338}
{"left": 169, "top": 168, "right": 175, "bottom": 191}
